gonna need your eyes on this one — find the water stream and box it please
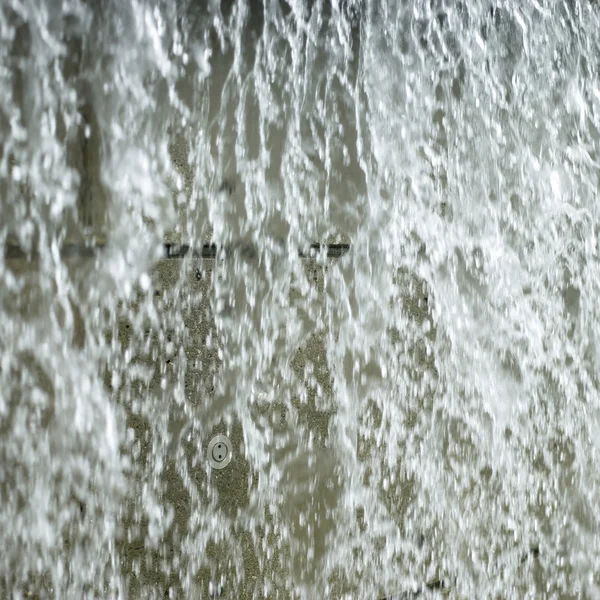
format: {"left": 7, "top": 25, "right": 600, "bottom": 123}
{"left": 2, "top": 1, "right": 600, "bottom": 598}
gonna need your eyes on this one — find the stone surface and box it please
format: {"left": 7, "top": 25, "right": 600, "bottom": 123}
{"left": 1, "top": 249, "right": 442, "bottom": 598}
{"left": 108, "top": 255, "right": 434, "bottom": 599}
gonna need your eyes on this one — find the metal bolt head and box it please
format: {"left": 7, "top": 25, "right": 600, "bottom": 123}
{"left": 207, "top": 435, "right": 233, "bottom": 470}
{"left": 212, "top": 441, "right": 228, "bottom": 462}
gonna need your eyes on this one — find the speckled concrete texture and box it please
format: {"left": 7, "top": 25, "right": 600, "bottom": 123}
{"left": 2, "top": 248, "right": 434, "bottom": 599}
{"left": 102, "top": 255, "right": 435, "bottom": 599}
{"left": 113, "top": 257, "right": 350, "bottom": 599}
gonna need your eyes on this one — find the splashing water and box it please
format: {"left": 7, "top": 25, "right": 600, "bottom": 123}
{"left": 2, "top": 0, "right": 600, "bottom": 598}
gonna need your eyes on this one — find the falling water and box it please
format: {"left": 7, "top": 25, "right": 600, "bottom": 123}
{"left": 2, "top": 0, "right": 600, "bottom": 598}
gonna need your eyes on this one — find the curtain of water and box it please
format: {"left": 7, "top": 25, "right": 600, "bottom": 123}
{"left": 2, "top": 0, "right": 600, "bottom": 598}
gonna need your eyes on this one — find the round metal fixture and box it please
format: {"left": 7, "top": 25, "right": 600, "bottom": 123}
{"left": 207, "top": 435, "right": 233, "bottom": 470}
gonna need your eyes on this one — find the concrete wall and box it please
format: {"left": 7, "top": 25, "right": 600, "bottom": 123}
{"left": 114, "top": 256, "right": 348, "bottom": 599}
{"left": 108, "top": 254, "right": 432, "bottom": 599}
{"left": 0, "top": 7, "right": 436, "bottom": 597}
